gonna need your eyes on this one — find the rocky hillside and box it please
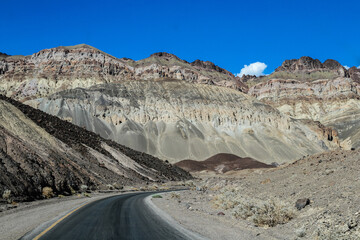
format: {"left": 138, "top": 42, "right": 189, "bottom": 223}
{"left": 1, "top": 45, "right": 352, "bottom": 164}
{"left": 33, "top": 80, "right": 339, "bottom": 164}
{"left": 0, "top": 95, "right": 191, "bottom": 202}
{"left": 0, "top": 44, "right": 244, "bottom": 102}
{"left": 246, "top": 57, "right": 360, "bottom": 149}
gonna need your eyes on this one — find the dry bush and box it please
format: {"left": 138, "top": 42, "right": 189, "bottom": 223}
{"left": 213, "top": 187, "right": 296, "bottom": 227}
{"left": 68, "top": 186, "right": 76, "bottom": 195}
{"left": 80, "top": 185, "right": 88, "bottom": 192}
{"left": 42, "top": 187, "right": 54, "bottom": 199}
{"left": 2, "top": 189, "right": 12, "bottom": 203}
{"left": 83, "top": 193, "right": 91, "bottom": 197}
{"left": 112, "top": 182, "right": 123, "bottom": 190}
{"left": 170, "top": 192, "right": 180, "bottom": 199}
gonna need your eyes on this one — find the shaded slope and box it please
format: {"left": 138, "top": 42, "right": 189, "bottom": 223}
{"left": 175, "top": 153, "right": 274, "bottom": 173}
{"left": 0, "top": 95, "right": 191, "bottom": 202}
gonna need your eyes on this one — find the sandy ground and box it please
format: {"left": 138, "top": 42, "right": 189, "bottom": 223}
{"left": 152, "top": 191, "right": 288, "bottom": 240}
{"left": 0, "top": 192, "right": 123, "bottom": 240}
{"left": 153, "top": 149, "right": 360, "bottom": 240}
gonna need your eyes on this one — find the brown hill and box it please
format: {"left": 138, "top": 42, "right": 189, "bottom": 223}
{"left": 175, "top": 153, "right": 274, "bottom": 173}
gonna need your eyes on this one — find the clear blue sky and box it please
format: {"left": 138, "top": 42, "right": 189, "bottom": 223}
{"left": 1, "top": 0, "right": 359, "bottom": 75}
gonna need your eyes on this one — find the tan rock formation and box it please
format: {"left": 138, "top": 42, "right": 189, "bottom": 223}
{"left": 247, "top": 57, "right": 360, "bottom": 148}
{"left": 0, "top": 44, "right": 243, "bottom": 101}
{"left": 35, "top": 80, "right": 339, "bottom": 164}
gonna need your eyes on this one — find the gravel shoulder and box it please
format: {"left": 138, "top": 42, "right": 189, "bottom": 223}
{"left": 152, "top": 191, "right": 280, "bottom": 240}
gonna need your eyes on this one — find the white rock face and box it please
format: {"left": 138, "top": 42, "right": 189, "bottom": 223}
{"left": 35, "top": 80, "right": 339, "bottom": 164}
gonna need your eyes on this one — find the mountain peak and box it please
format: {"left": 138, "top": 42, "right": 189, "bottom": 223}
{"left": 275, "top": 56, "right": 346, "bottom": 74}
{"left": 0, "top": 52, "right": 10, "bottom": 59}
{"left": 55, "top": 43, "right": 98, "bottom": 50}
{"left": 150, "top": 52, "right": 183, "bottom": 61}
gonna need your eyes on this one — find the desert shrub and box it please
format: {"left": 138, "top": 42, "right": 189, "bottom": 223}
{"left": 112, "top": 183, "right": 123, "bottom": 190}
{"left": 80, "top": 185, "right": 88, "bottom": 192}
{"left": 213, "top": 188, "right": 296, "bottom": 227}
{"left": 106, "top": 184, "right": 115, "bottom": 190}
{"left": 68, "top": 186, "right": 76, "bottom": 195}
{"left": 2, "top": 189, "right": 12, "bottom": 203}
{"left": 171, "top": 193, "right": 180, "bottom": 199}
{"left": 83, "top": 193, "right": 91, "bottom": 197}
{"left": 249, "top": 199, "right": 295, "bottom": 227}
{"left": 42, "top": 187, "right": 54, "bottom": 199}
{"left": 184, "top": 180, "right": 195, "bottom": 188}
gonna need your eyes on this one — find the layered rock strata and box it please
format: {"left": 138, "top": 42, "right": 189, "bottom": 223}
{"left": 0, "top": 44, "right": 244, "bottom": 102}
{"left": 247, "top": 57, "right": 360, "bottom": 148}
{"left": 34, "top": 80, "right": 339, "bottom": 164}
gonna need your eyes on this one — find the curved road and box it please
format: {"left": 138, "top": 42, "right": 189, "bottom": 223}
{"left": 31, "top": 192, "right": 202, "bottom": 240}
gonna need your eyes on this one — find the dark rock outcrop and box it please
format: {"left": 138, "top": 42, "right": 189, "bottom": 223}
{"left": 275, "top": 56, "right": 348, "bottom": 77}
{"left": 295, "top": 198, "right": 310, "bottom": 210}
{"left": 349, "top": 67, "right": 360, "bottom": 83}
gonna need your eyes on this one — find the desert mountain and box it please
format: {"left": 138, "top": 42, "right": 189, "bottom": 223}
{"left": 245, "top": 57, "right": 360, "bottom": 149}
{"left": 0, "top": 45, "right": 345, "bottom": 165}
{"left": 0, "top": 44, "right": 245, "bottom": 102}
{"left": 35, "top": 80, "right": 338, "bottom": 164}
{"left": 0, "top": 95, "right": 191, "bottom": 202}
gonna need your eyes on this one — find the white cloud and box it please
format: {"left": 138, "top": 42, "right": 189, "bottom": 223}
{"left": 344, "top": 65, "right": 350, "bottom": 70}
{"left": 236, "top": 62, "right": 267, "bottom": 77}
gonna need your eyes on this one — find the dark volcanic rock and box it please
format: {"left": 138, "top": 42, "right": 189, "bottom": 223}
{"left": 275, "top": 56, "right": 348, "bottom": 77}
{"left": 349, "top": 67, "right": 360, "bottom": 83}
{"left": 191, "top": 59, "right": 227, "bottom": 74}
{"left": 323, "top": 59, "right": 343, "bottom": 70}
{"left": 295, "top": 198, "right": 310, "bottom": 210}
{"left": 0, "top": 52, "right": 9, "bottom": 59}
{"left": 150, "top": 52, "right": 185, "bottom": 62}
{"left": 275, "top": 57, "right": 323, "bottom": 72}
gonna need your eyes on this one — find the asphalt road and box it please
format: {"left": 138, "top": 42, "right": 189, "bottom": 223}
{"left": 34, "top": 192, "right": 199, "bottom": 240}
